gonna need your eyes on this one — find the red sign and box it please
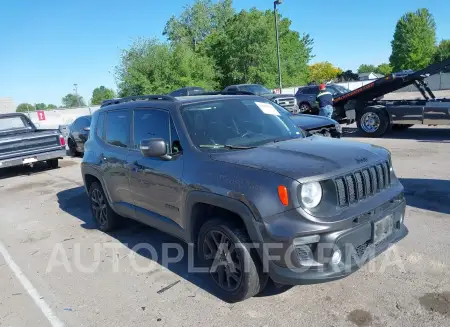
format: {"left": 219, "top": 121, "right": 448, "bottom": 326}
{"left": 37, "top": 110, "right": 46, "bottom": 121}
{"left": 273, "top": 88, "right": 281, "bottom": 94}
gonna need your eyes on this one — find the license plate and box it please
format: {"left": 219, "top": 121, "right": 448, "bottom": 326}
{"left": 373, "top": 214, "right": 393, "bottom": 244}
{"left": 23, "top": 157, "right": 38, "bottom": 164}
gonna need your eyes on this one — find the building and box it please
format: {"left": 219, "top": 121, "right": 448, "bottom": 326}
{"left": 358, "top": 72, "right": 384, "bottom": 81}
{"left": 0, "top": 97, "right": 15, "bottom": 114}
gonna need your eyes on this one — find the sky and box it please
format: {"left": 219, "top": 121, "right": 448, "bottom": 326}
{"left": 1, "top": 0, "right": 449, "bottom": 106}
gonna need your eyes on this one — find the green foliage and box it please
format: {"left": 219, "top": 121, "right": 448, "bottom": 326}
{"left": 357, "top": 64, "right": 377, "bottom": 74}
{"left": 202, "top": 8, "right": 313, "bottom": 88}
{"left": 16, "top": 103, "right": 35, "bottom": 112}
{"left": 308, "top": 62, "right": 342, "bottom": 83}
{"left": 116, "top": 38, "right": 218, "bottom": 97}
{"left": 35, "top": 103, "right": 46, "bottom": 110}
{"left": 376, "top": 63, "right": 393, "bottom": 75}
{"left": 91, "top": 86, "right": 116, "bottom": 105}
{"left": 433, "top": 39, "right": 450, "bottom": 63}
{"left": 62, "top": 93, "right": 86, "bottom": 107}
{"left": 47, "top": 104, "right": 57, "bottom": 109}
{"left": 163, "top": 0, "right": 234, "bottom": 51}
{"left": 389, "top": 8, "right": 436, "bottom": 71}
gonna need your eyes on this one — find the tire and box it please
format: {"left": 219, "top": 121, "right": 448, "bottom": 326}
{"left": 68, "top": 138, "right": 79, "bottom": 157}
{"left": 197, "top": 218, "right": 268, "bottom": 303}
{"left": 88, "top": 182, "right": 121, "bottom": 232}
{"left": 47, "top": 159, "right": 59, "bottom": 169}
{"left": 392, "top": 124, "right": 413, "bottom": 130}
{"left": 299, "top": 102, "right": 311, "bottom": 113}
{"left": 356, "top": 106, "right": 391, "bottom": 138}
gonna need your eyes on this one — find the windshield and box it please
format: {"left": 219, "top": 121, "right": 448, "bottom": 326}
{"left": 238, "top": 85, "right": 272, "bottom": 95}
{"left": 0, "top": 116, "right": 30, "bottom": 132}
{"left": 181, "top": 98, "right": 303, "bottom": 149}
{"left": 329, "top": 84, "right": 350, "bottom": 94}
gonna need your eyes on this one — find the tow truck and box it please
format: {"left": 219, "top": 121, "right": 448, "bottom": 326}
{"left": 334, "top": 58, "right": 450, "bottom": 137}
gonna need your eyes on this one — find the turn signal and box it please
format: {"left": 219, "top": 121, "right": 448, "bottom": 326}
{"left": 277, "top": 185, "right": 289, "bottom": 206}
{"left": 59, "top": 135, "right": 66, "bottom": 146}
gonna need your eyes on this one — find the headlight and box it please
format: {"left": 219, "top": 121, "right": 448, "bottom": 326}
{"left": 300, "top": 182, "right": 322, "bottom": 208}
{"left": 294, "top": 98, "right": 298, "bottom": 105}
{"left": 334, "top": 123, "right": 342, "bottom": 133}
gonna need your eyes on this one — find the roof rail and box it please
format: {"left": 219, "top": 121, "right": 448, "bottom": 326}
{"left": 101, "top": 94, "right": 176, "bottom": 107}
{"left": 196, "top": 90, "right": 255, "bottom": 96}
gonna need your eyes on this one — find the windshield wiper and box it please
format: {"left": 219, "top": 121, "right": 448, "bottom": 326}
{"left": 199, "top": 144, "right": 257, "bottom": 149}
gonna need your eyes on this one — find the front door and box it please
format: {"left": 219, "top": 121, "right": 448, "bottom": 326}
{"left": 128, "top": 108, "right": 184, "bottom": 238}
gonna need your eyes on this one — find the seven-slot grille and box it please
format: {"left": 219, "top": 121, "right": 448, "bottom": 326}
{"left": 335, "top": 161, "right": 391, "bottom": 207}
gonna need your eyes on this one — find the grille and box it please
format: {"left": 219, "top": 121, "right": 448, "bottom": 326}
{"left": 334, "top": 161, "right": 391, "bottom": 207}
{"left": 274, "top": 97, "right": 296, "bottom": 107}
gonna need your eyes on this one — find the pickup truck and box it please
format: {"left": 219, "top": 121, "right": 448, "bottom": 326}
{"left": 0, "top": 113, "right": 66, "bottom": 169}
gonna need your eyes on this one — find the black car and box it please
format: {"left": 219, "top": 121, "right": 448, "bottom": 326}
{"left": 223, "top": 84, "right": 299, "bottom": 113}
{"left": 82, "top": 93, "right": 407, "bottom": 303}
{"left": 169, "top": 86, "right": 205, "bottom": 97}
{"left": 67, "top": 115, "right": 91, "bottom": 156}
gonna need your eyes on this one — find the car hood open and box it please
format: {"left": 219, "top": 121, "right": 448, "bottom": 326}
{"left": 210, "top": 136, "right": 389, "bottom": 180}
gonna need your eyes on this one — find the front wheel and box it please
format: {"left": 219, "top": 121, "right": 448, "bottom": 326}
{"left": 88, "top": 182, "right": 121, "bottom": 232}
{"left": 197, "top": 219, "right": 268, "bottom": 303}
{"left": 357, "top": 106, "right": 390, "bottom": 137}
{"left": 299, "top": 102, "right": 311, "bottom": 113}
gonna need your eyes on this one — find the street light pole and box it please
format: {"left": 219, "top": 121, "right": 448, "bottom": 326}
{"left": 274, "top": 0, "right": 283, "bottom": 91}
{"left": 73, "top": 83, "right": 81, "bottom": 107}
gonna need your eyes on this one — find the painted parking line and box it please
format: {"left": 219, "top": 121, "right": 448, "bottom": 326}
{"left": 0, "top": 241, "right": 65, "bottom": 327}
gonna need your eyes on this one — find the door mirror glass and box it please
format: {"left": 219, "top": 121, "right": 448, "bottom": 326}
{"left": 140, "top": 138, "right": 168, "bottom": 158}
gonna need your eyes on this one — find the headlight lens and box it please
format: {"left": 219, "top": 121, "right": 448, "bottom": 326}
{"left": 334, "top": 123, "right": 342, "bottom": 133}
{"left": 300, "top": 182, "right": 323, "bottom": 208}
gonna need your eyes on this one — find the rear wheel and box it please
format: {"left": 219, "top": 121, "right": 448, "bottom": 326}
{"left": 357, "top": 106, "right": 391, "bottom": 137}
{"left": 68, "top": 138, "right": 79, "bottom": 157}
{"left": 47, "top": 159, "right": 59, "bottom": 169}
{"left": 89, "top": 182, "right": 121, "bottom": 232}
{"left": 197, "top": 219, "right": 268, "bottom": 303}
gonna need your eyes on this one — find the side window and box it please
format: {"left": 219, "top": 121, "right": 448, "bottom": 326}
{"left": 105, "top": 110, "right": 129, "bottom": 148}
{"left": 227, "top": 86, "right": 238, "bottom": 92}
{"left": 96, "top": 113, "right": 105, "bottom": 139}
{"left": 133, "top": 109, "right": 181, "bottom": 154}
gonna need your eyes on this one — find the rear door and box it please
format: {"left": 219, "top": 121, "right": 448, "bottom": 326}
{"left": 101, "top": 109, "right": 134, "bottom": 217}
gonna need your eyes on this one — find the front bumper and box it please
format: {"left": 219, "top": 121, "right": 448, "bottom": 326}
{"left": 0, "top": 148, "right": 66, "bottom": 169}
{"left": 254, "top": 194, "right": 407, "bottom": 286}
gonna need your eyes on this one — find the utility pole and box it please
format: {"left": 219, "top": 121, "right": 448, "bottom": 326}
{"left": 73, "top": 83, "right": 81, "bottom": 107}
{"left": 274, "top": 0, "right": 283, "bottom": 91}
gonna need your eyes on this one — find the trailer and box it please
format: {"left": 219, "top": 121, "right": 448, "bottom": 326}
{"left": 333, "top": 58, "right": 450, "bottom": 137}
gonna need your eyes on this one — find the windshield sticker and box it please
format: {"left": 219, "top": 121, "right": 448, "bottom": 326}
{"left": 255, "top": 102, "right": 280, "bottom": 116}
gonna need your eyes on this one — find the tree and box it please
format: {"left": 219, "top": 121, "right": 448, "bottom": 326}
{"left": 433, "top": 39, "right": 450, "bottom": 63}
{"left": 62, "top": 94, "right": 85, "bottom": 107}
{"left": 376, "top": 63, "right": 393, "bottom": 75}
{"left": 335, "top": 70, "right": 359, "bottom": 82}
{"left": 389, "top": 8, "right": 436, "bottom": 71}
{"left": 163, "top": 0, "right": 234, "bottom": 51}
{"left": 16, "top": 103, "right": 35, "bottom": 113}
{"left": 308, "top": 62, "right": 342, "bottom": 83}
{"left": 47, "top": 104, "right": 57, "bottom": 109}
{"left": 91, "top": 86, "right": 116, "bottom": 105}
{"left": 203, "top": 8, "right": 313, "bottom": 88}
{"left": 116, "top": 38, "right": 218, "bottom": 96}
{"left": 35, "top": 103, "right": 46, "bottom": 110}
{"left": 357, "top": 64, "right": 377, "bottom": 74}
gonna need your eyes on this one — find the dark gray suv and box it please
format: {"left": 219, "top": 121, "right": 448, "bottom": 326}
{"left": 82, "top": 94, "right": 407, "bottom": 302}
{"left": 295, "top": 84, "right": 350, "bottom": 114}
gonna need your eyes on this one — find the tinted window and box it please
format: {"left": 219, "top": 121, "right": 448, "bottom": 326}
{"left": 134, "top": 109, "right": 181, "bottom": 154}
{"left": 302, "top": 87, "right": 319, "bottom": 95}
{"left": 225, "top": 86, "right": 238, "bottom": 92}
{"left": 96, "top": 113, "right": 105, "bottom": 139}
{"left": 105, "top": 110, "right": 129, "bottom": 148}
{"left": 170, "top": 89, "right": 186, "bottom": 97}
{"left": 0, "top": 116, "right": 28, "bottom": 131}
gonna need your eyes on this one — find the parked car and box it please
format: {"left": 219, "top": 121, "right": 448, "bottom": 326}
{"left": 82, "top": 94, "right": 407, "bottom": 302}
{"left": 0, "top": 113, "right": 66, "bottom": 169}
{"left": 272, "top": 103, "right": 342, "bottom": 138}
{"left": 295, "top": 83, "right": 350, "bottom": 115}
{"left": 67, "top": 115, "right": 91, "bottom": 156}
{"left": 169, "top": 86, "right": 205, "bottom": 97}
{"left": 223, "top": 84, "right": 300, "bottom": 114}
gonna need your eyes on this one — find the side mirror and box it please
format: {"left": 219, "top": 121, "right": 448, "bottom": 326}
{"left": 140, "top": 138, "right": 169, "bottom": 158}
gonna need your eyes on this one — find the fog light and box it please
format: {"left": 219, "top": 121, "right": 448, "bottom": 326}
{"left": 331, "top": 249, "right": 342, "bottom": 265}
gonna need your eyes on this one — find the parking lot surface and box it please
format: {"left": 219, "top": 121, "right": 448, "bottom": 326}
{"left": 1, "top": 126, "right": 450, "bottom": 327}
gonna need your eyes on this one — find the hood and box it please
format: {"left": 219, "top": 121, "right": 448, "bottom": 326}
{"left": 261, "top": 93, "right": 295, "bottom": 100}
{"left": 289, "top": 114, "right": 337, "bottom": 130}
{"left": 210, "top": 136, "right": 389, "bottom": 180}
